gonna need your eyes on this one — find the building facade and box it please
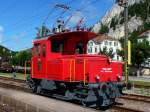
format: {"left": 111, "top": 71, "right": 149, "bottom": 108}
{"left": 138, "top": 30, "right": 150, "bottom": 44}
{"left": 87, "top": 35, "right": 122, "bottom": 61}
{"left": 138, "top": 30, "right": 150, "bottom": 68}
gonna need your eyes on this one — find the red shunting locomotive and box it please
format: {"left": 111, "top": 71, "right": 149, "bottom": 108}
{"left": 27, "top": 30, "right": 129, "bottom": 107}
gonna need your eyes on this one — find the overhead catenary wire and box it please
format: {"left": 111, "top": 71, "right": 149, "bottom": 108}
{"left": 10, "top": 0, "right": 101, "bottom": 51}
{"left": 4, "top": 0, "right": 75, "bottom": 36}
{"left": 1, "top": 0, "right": 100, "bottom": 45}
{"left": 1, "top": 0, "right": 107, "bottom": 51}
{"left": 62, "top": 0, "right": 101, "bottom": 28}
{"left": 42, "top": 7, "right": 56, "bottom": 25}
{"left": 0, "top": 0, "right": 75, "bottom": 45}
{"left": 4, "top": 1, "right": 57, "bottom": 35}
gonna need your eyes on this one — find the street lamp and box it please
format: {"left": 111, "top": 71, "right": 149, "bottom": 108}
{"left": 116, "top": 0, "right": 129, "bottom": 82}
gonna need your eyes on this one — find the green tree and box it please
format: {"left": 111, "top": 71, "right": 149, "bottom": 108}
{"left": 132, "top": 38, "right": 150, "bottom": 68}
{"left": 99, "top": 23, "right": 109, "bottom": 34}
{"left": 117, "top": 49, "right": 124, "bottom": 60}
{"left": 110, "top": 16, "right": 119, "bottom": 30}
{"left": 12, "top": 51, "right": 32, "bottom": 66}
{"left": 99, "top": 47, "right": 114, "bottom": 59}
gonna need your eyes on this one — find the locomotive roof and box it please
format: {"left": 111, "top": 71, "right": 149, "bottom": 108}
{"left": 33, "top": 31, "right": 97, "bottom": 43}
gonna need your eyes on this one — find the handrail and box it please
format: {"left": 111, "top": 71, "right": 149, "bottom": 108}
{"left": 24, "top": 61, "right": 31, "bottom": 79}
{"left": 70, "top": 59, "right": 72, "bottom": 82}
{"left": 83, "top": 59, "right": 86, "bottom": 85}
{"left": 73, "top": 59, "right": 75, "bottom": 81}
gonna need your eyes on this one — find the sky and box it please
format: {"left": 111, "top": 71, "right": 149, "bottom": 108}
{"left": 0, "top": 0, "right": 115, "bottom": 51}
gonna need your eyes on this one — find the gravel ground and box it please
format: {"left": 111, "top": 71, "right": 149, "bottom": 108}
{"left": 0, "top": 87, "right": 101, "bottom": 112}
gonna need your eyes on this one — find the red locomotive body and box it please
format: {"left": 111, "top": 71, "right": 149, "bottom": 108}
{"left": 27, "top": 31, "right": 129, "bottom": 107}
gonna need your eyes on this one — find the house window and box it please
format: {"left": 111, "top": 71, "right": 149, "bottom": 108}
{"left": 109, "top": 42, "right": 112, "bottom": 46}
{"left": 95, "top": 47, "right": 97, "bottom": 53}
{"left": 88, "top": 47, "right": 92, "bottom": 53}
{"left": 109, "top": 48, "right": 113, "bottom": 52}
{"left": 105, "top": 41, "right": 108, "bottom": 45}
{"left": 88, "top": 48, "right": 90, "bottom": 53}
{"left": 88, "top": 42, "right": 93, "bottom": 46}
{"left": 117, "top": 55, "right": 119, "bottom": 60}
{"left": 114, "top": 42, "right": 118, "bottom": 46}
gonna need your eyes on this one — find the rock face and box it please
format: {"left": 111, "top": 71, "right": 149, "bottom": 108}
{"left": 108, "top": 16, "right": 143, "bottom": 39}
{"left": 93, "top": 0, "right": 143, "bottom": 39}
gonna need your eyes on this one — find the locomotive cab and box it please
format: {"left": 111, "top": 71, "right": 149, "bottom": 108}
{"left": 28, "top": 31, "right": 129, "bottom": 107}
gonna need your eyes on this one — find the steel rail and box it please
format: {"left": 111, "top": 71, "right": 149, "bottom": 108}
{"left": 112, "top": 105, "right": 144, "bottom": 112}
{"left": 0, "top": 76, "right": 25, "bottom": 83}
{"left": 121, "top": 94, "right": 150, "bottom": 103}
{"left": 0, "top": 76, "right": 149, "bottom": 112}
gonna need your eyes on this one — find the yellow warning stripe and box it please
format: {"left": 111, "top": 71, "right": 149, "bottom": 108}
{"left": 73, "top": 59, "right": 75, "bottom": 81}
{"left": 70, "top": 59, "right": 72, "bottom": 82}
{"left": 83, "top": 59, "right": 86, "bottom": 85}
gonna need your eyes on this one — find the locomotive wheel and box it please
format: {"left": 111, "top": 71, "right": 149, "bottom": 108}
{"left": 32, "top": 86, "right": 37, "bottom": 93}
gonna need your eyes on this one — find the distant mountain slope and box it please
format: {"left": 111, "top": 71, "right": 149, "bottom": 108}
{"left": 0, "top": 45, "right": 11, "bottom": 54}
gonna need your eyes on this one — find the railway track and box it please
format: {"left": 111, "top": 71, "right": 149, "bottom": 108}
{"left": 0, "top": 76, "right": 30, "bottom": 92}
{"left": 0, "top": 77, "right": 100, "bottom": 112}
{"left": 0, "top": 76, "right": 25, "bottom": 83}
{"left": 112, "top": 105, "right": 144, "bottom": 112}
{"left": 114, "top": 94, "right": 150, "bottom": 112}
{"left": 0, "top": 76, "right": 149, "bottom": 112}
{"left": 121, "top": 93, "right": 150, "bottom": 103}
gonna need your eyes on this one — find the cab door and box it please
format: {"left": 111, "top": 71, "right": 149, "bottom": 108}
{"left": 32, "top": 42, "right": 46, "bottom": 79}
{"left": 40, "top": 43, "right": 46, "bottom": 78}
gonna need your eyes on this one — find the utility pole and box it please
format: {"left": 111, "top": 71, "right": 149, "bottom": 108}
{"left": 116, "top": 0, "right": 129, "bottom": 82}
{"left": 146, "top": 0, "right": 150, "bottom": 20}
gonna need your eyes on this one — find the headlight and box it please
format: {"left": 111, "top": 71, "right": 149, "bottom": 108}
{"left": 116, "top": 75, "right": 121, "bottom": 81}
{"left": 95, "top": 75, "right": 100, "bottom": 82}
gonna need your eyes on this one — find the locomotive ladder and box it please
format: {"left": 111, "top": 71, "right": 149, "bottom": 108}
{"left": 24, "top": 61, "right": 31, "bottom": 79}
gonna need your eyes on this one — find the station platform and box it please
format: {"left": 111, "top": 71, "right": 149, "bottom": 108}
{"left": 0, "top": 87, "right": 98, "bottom": 112}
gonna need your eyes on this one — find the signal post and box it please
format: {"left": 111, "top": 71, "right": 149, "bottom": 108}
{"left": 116, "top": 0, "right": 130, "bottom": 82}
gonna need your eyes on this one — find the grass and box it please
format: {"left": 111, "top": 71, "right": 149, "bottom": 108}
{"left": 0, "top": 72, "right": 29, "bottom": 80}
{"left": 131, "top": 80, "right": 150, "bottom": 87}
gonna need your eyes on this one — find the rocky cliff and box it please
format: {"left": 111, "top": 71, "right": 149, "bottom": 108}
{"left": 93, "top": 0, "right": 145, "bottom": 39}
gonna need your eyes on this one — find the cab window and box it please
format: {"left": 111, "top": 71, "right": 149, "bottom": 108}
{"left": 75, "top": 42, "right": 84, "bottom": 54}
{"left": 35, "top": 44, "right": 40, "bottom": 56}
{"left": 51, "top": 40, "right": 63, "bottom": 53}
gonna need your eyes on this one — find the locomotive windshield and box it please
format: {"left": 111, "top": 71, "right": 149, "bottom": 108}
{"left": 48, "top": 31, "right": 98, "bottom": 55}
{"left": 51, "top": 40, "right": 63, "bottom": 53}
{"left": 50, "top": 38, "right": 85, "bottom": 55}
{"left": 75, "top": 42, "right": 84, "bottom": 54}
